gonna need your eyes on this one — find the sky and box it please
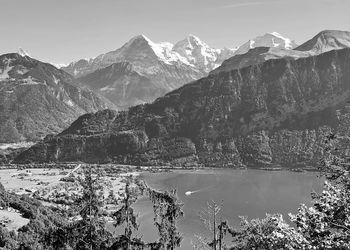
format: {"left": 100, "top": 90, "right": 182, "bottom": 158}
{"left": 1, "top": 0, "right": 350, "bottom": 65}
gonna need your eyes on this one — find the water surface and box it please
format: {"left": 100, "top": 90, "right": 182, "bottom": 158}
{"left": 133, "top": 169, "right": 324, "bottom": 249}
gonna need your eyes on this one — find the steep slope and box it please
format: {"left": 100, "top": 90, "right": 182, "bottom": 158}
{"left": 295, "top": 30, "right": 350, "bottom": 54}
{"left": 0, "top": 53, "right": 114, "bottom": 143}
{"left": 78, "top": 62, "right": 167, "bottom": 109}
{"left": 16, "top": 48, "right": 350, "bottom": 167}
{"left": 233, "top": 32, "right": 298, "bottom": 55}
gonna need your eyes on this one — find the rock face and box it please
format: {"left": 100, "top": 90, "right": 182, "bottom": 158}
{"left": 0, "top": 53, "right": 115, "bottom": 143}
{"left": 16, "top": 47, "right": 350, "bottom": 167}
{"left": 63, "top": 35, "right": 236, "bottom": 108}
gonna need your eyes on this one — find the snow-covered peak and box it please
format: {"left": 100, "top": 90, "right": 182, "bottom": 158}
{"left": 187, "top": 34, "right": 207, "bottom": 46}
{"left": 18, "top": 48, "right": 31, "bottom": 57}
{"left": 270, "top": 32, "right": 285, "bottom": 38}
{"left": 234, "top": 32, "right": 298, "bottom": 55}
{"left": 173, "top": 35, "right": 220, "bottom": 69}
{"left": 268, "top": 32, "right": 296, "bottom": 49}
{"left": 112, "top": 34, "right": 192, "bottom": 66}
{"left": 175, "top": 34, "right": 211, "bottom": 50}
{"left": 133, "top": 34, "right": 150, "bottom": 42}
{"left": 51, "top": 62, "right": 69, "bottom": 69}
{"left": 123, "top": 34, "right": 155, "bottom": 48}
{"left": 61, "top": 34, "right": 238, "bottom": 77}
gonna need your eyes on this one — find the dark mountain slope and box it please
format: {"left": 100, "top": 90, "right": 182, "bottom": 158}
{"left": 78, "top": 62, "right": 168, "bottom": 109}
{"left": 16, "top": 48, "right": 350, "bottom": 167}
{"left": 0, "top": 53, "right": 114, "bottom": 143}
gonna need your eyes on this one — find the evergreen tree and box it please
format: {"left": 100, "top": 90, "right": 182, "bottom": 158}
{"left": 148, "top": 189, "right": 183, "bottom": 250}
{"left": 111, "top": 179, "right": 139, "bottom": 250}
{"left": 71, "top": 167, "right": 112, "bottom": 250}
{"left": 193, "top": 200, "right": 224, "bottom": 250}
{"left": 0, "top": 119, "right": 21, "bottom": 143}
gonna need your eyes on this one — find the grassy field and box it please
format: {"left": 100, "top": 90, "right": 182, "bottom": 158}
{"left": 0, "top": 168, "right": 68, "bottom": 194}
{"left": 0, "top": 167, "right": 139, "bottom": 204}
{"left": 0, "top": 209, "right": 30, "bottom": 231}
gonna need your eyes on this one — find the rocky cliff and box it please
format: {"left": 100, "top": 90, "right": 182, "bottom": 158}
{"left": 15, "top": 48, "right": 350, "bottom": 167}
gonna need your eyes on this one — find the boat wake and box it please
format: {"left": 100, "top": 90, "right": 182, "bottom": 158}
{"left": 185, "top": 190, "right": 200, "bottom": 196}
{"left": 185, "top": 186, "right": 212, "bottom": 196}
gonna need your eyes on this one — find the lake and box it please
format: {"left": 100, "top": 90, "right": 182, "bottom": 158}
{"left": 133, "top": 169, "right": 324, "bottom": 249}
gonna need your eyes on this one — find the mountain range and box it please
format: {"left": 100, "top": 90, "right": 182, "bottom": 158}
{"left": 62, "top": 33, "right": 297, "bottom": 108}
{"left": 62, "top": 34, "right": 236, "bottom": 108}
{"left": 211, "top": 30, "right": 350, "bottom": 75}
{"left": 0, "top": 31, "right": 299, "bottom": 146}
{"left": 15, "top": 30, "right": 350, "bottom": 168}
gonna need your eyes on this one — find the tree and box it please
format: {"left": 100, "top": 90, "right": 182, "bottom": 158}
{"left": 111, "top": 179, "right": 139, "bottom": 250}
{"left": 110, "top": 177, "right": 184, "bottom": 249}
{"left": 71, "top": 167, "right": 112, "bottom": 250}
{"left": 229, "top": 214, "right": 308, "bottom": 250}
{"left": 193, "top": 200, "right": 225, "bottom": 250}
{"left": 0, "top": 119, "right": 21, "bottom": 143}
{"left": 289, "top": 133, "right": 350, "bottom": 249}
{"left": 148, "top": 188, "right": 184, "bottom": 250}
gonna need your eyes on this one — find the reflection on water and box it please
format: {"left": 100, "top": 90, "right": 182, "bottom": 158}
{"left": 133, "top": 169, "right": 324, "bottom": 249}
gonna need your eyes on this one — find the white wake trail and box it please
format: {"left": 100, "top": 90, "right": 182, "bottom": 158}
{"left": 185, "top": 185, "right": 213, "bottom": 196}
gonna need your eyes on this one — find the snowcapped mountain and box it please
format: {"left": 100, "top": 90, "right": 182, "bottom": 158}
{"left": 233, "top": 32, "right": 298, "bottom": 55}
{"left": 62, "top": 34, "right": 236, "bottom": 108}
{"left": 172, "top": 34, "right": 237, "bottom": 72}
{"left": 0, "top": 53, "right": 114, "bottom": 143}
{"left": 295, "top": 30, "right": 350, "bottom": 54}
{"left": 211, "top": 30, "right": 350, "bottom": 75}
{"left": 17, "top": 48, "right": 31, "bottom": 57}
{"left": 63, "top": 34, "right": 236, "bottom": 78}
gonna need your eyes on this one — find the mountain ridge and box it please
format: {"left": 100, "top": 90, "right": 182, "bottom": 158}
{"left": 233, "top": 32, "right": 298, "bottom": 56}
{"left": 62, "top": 34, "right": 237, "bottom": 77}
{"left": 295, "top": 29, "right": 350, "bottom": 54}
{"left": 210, "top": 30, "right": 350, "bottom": 75}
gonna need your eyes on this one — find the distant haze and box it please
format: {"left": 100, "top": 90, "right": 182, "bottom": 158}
{"left": 1, "top": 0, "right": 349, "bottom": 64}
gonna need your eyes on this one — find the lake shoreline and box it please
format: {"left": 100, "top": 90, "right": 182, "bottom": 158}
{"left": 0, "top": 162, "right": 321, "bottom": 175}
